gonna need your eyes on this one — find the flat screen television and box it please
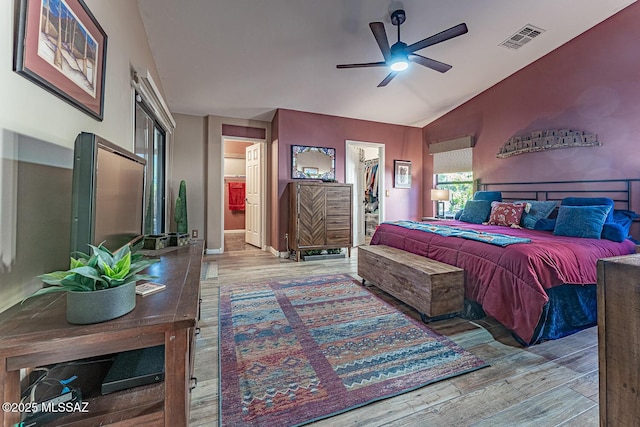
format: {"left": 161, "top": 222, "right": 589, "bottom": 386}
{"left": 70, "top": 132, "right": 146, "bottom": 254}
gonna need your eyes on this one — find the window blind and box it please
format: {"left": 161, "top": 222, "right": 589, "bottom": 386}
{"left": 132, "top": 68, "right": 176, "bottom": 133}
{"left": 432, "top": 147, "right": 473, "bottom": 174}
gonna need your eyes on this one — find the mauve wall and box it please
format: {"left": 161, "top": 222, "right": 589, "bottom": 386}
{"left": 222, "top": 124, "right": 266, "bottom": 140}
{"left": 422, "top": 2, "right": 640, "bottom": 216}
{"left": 275, "top": 109, "right": 423, "bottom": 252}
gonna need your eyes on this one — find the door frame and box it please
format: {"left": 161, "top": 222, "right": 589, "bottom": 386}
{"left": 221, "top": 136, "right": 267, "bottom": 251}
{"left": 345, "top": 140, "right": 385, "bottom": 247}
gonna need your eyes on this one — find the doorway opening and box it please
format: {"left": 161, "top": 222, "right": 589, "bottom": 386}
{"left": 345, "top": 140, "right": 385, "bottom": 247}
{"left": 222, "top": 137, "right": 266, "bottom": 252}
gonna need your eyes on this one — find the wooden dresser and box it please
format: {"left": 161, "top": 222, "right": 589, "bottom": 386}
{"left": 597, "top": 254, "right": 640, "bottom": 426}
{"left": 0, "top": 241, "right": 203, "bottom": 426}
{"left": 289, "top": 181, "right": 352, "bottom": 261}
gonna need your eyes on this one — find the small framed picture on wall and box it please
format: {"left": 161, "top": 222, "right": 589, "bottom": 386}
{"left": 394, "top": 160, "right": 411, "bottom": 189}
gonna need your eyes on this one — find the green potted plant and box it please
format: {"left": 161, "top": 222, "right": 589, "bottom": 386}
{"left": 27, "top": 243, "right": 159, "bottom": 324}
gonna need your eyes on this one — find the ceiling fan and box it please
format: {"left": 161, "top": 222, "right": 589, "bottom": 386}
{"left": 336, "top": 9, "right": 468, "bottom": 87}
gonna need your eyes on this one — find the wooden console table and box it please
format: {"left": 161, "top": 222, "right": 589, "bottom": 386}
{"left": 0, "top": 241, "right": 203, "bottom": 426}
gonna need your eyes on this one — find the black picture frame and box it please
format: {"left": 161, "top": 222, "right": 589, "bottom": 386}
{"left": 394, "top": 160, "right": 412, "bottom": 188}
{"left": 14, "top": 0, "right": 108, "bottom": 120}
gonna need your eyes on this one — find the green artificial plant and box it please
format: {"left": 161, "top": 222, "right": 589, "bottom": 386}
{"left": 175, "top": 180, "right": 188, "bottom": 234}
{"left": 26, "top": 244, "right": 159, "bottom": 299}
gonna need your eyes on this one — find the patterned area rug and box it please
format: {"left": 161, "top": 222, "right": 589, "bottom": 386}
{"left": 219, "top": 274, "right": 488, "bottom": 426}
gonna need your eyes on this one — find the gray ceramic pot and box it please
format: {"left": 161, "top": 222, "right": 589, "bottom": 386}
{"left": 66, "top": 282, "right": 136, "bottom": 324}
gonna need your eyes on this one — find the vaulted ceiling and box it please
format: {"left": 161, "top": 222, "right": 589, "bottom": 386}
{"left": 136, "top": 0, "right": 636, "bottom": 127}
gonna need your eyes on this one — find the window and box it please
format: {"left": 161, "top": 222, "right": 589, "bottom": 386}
{"left": 432, "top": 147, "right": 473, "bottom": 217}
{"left": 135, "top": 97, "right": 166, "bottom": 235}
{"left": 435, "top": 172, "right": 473, "bottom": 217}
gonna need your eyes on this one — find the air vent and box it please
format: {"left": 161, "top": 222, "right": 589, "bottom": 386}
{"left": 500, "top": 24, "right": 545, "bottom": 50}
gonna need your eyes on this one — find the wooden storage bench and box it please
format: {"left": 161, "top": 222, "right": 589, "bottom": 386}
{"left": 358, "top": 244, "right": 464, "bottom": 322}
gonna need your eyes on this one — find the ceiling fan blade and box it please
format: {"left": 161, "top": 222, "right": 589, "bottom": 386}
{"left": 377, "top": 71, "right": 397, "bottom": 87}
{"left": 337, "top": 61, "right": 387, "bottom": 69}
{"left": 369, "top": 22, "right": 391, "bottom": 61}
{"left": 409, "top": 54, "right": 452, "bottom": 73}
{"left": 406, "top": 23, "right": 468, "bottom": 53}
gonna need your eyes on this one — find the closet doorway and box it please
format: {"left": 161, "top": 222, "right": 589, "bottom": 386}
{"left": 345, "top": 140, "right": 385, "bottom": 247}
{"left": 222, "top": 137, "right": 265, "bottom": 250}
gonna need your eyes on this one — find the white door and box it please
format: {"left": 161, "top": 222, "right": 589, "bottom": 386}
{"left": 245, "top": 143, "right": 262, "bottom": 247}
{"left": 346, "top": 146, "right": 366, "bottom": 246}
{"left": 346, "top": 140, "right": 385, "bottom": 246}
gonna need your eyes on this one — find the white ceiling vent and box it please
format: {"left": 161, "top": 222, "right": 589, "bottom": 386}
{"left": 500, "top": 25, "right": 545, "bottom": 50}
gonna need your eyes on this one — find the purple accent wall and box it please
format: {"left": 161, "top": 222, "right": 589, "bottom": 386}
{"left": 422, "top": 3, "right": 640, "bottom": 216}
{"left": 274, "top": 109, "right": 423, "bottom": 252}
{"left": 222, "top": 124, "right": 266, "bottom": 140}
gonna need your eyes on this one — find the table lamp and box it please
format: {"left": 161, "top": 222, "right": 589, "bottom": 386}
{"left": 430, "top": 189, "right": 450, "bottom": 218}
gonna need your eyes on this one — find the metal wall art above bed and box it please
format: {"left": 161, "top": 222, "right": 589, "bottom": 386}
{"left": 496, "top": 129, "right": 600, "bottom": 158}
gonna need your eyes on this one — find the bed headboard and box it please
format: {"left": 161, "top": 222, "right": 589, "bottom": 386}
{"left": 477, "top": 178, "right": 640, "bottom": 211}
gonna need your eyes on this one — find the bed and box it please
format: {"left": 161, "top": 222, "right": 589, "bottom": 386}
{"left": 370, "top": 179, "right": 640, "bottom": 345}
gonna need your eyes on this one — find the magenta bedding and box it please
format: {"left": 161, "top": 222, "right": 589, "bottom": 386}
{"left": 370, "top": 220, "right": 635, "bottom": 343}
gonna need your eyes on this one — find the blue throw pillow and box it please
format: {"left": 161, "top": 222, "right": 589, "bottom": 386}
{"left": 553, "top": 205, "right": 612, "bottom": 239}
{"left": 473, "top": 191, "right": 502, "bottom": 202}
{"left": 601, "top": 223, "right": 627, "bottom": 242}
{"left": 459, "top": 200, "right": 492, "bottom": 224}
{"left": 561, "top": 197, "right": 614, "bottom": 224}
{"left": 515, "top": 200, "right": 557, "bottom": 229}
{"left": 613, "top": 209, "right": 639, "bottom": 236}
{"left": 534, "top": 218, "right": 556, "bottom": 231}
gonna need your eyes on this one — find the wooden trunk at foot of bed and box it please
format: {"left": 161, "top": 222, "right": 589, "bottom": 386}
{"left": 358, "top": 245, "right": 464, "bottom": 319}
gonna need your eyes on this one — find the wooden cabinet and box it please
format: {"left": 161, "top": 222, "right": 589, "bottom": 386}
{"left": 289, "top": 182, "right": 352, "bottom": 261}
{"left": 597, "top": 254, "right": 640, "bottom": 427}
{"left": 0, "top": 242, "right": 203, "bottom": 427}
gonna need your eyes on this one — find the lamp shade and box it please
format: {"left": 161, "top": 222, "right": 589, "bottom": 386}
{"left": 430, "top": 189, "right": 450, "bottom": 201}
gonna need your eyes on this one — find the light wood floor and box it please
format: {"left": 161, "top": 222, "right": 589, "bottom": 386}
{"left": 189, "top": 245, "right": 600, "bottom": 427}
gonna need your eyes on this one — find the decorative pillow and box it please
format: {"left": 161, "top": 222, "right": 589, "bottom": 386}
{"left": 459, "top": 200, "right": 492, "bottom": 224}
{"left": 473, "top": 191, "right": 502, "bottom": 202}
{"left": 487, "top": 202, "right": 526, "bottom": 227}
{"left": 561, "top": 197, "right": 615, "bottom": 224}
{"left": 553, "top": 205, "right": 612, "bottom": 239}
{"left": 534, "top": 218, "right": 556, "bottom": 231}
{"left": 613, "top": 209, "right": 639, "bottom": 236}
{"left": 515, "top": 200, "right": 557, "bottom": 229}
{"left": 601, "top": 223, "right": 627, "bottom": 243}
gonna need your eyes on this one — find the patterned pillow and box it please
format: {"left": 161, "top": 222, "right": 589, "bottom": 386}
{"left": 487, "top": 202, "right": 526, "bottom": 227}
{"left": 459, "top": 200, "right": 492, "bottom": 224}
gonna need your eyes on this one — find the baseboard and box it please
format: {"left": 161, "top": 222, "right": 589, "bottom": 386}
{"left": 224, "top": 229, "right": 245, "bottom": 234}
{"left": 206, "top": 247, "right": 223, "bottom": 254}
{"left": 269, "top": 246, "right": 289, "bottom": 258}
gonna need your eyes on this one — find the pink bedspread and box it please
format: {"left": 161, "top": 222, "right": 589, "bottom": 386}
{"left": 370, "top": 220, "right": 636, "bottom": 343}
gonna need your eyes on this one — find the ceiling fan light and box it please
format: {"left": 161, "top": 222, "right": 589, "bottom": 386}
{"left": 390, "top": 59, "right": 408, "bottom": 71}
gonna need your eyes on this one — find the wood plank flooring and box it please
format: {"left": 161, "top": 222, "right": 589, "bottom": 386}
{"left": 189, "top": 245, "right": 600, "bottom": 427}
